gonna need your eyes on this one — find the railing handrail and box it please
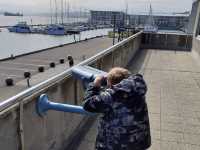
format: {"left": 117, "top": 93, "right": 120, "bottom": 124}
{"left": 0, "top": 31, "right": 143, "bottom": 112}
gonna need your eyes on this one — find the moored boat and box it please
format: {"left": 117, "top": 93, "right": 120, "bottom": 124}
{"left": 4, "top": 12, "right": 23, "bottom": 16}
{"left": 44, "top": 24, "right": 65, "bottom": 35}
{"left": 8, "top": 22, "right": 31, "bottom": 33}
{"left": 144, "top": 25, "right": 158, "bottom": 33}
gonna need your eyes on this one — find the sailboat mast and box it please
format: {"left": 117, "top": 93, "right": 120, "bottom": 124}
{"left": 125, "top": 1, "right": 128, "bottom": 25}
{"left": 61, "top": 0, "right": 64, "bottom": 24}
{"left": 55, "top": 0, "right": 58, "bottom": 24}
{"left": 64, "top": 0, "right": 66, "bottom": 17}
{"left": 80, "top": 7, "right": 82, "bottom": 20}
{"left": 50, "top": 0, "right": 53, "bottom": 24}
{"left": 67, "top": 0, "right": 70, "bottom": 18}
{"left": 148, "top": 4, "right": 155, "bottom": 26}
{"left": 123, "top": 0, "right": 129, "bottom": 26}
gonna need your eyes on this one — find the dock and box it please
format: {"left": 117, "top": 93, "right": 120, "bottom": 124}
{"left": 1, "top": 0, "right": 200, "bottom": 149}
{"left": 0, "top": 36, "right": 113, "bottom": 100}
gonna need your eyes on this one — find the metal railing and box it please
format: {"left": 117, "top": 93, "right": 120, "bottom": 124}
{"left": 141, "top": 32, "right": 193, "bottom": 51}
{"left": 0, "top": 31, "right": 142, "bottom": 113}
{"left": 0, "top": 30, "right": 195, "bottom": 150}
{"left": 0, "top": 31, "right": 142, "bottom": 150}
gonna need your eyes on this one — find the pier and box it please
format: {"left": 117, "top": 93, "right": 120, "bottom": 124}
{"left": 0, "top": 1, "right": 200, "bottom": 149}
{"left": 1, "top": 23, "right": 112, "bottom": 35}
{"left": 0, "top": 36, "right": 113, "bottom": 100}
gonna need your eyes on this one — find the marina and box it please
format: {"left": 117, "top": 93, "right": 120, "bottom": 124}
{"left": 0, "top": 28, "right": 112, "bottom": 60}
{"left": 6, "top": 21, "right": 112, "bottom": 34}
{"left": 0, "top": 0, "right": 199, "bottom": 150}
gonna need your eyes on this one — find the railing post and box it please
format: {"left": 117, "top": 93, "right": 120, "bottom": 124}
{"left": 165, "top": 34, "right": 168, "bottom": 48}
{"left": 97, "top": 58, "right": 103, "bottom": 71}
{"left": 111, "top": 51, "right": 115, "bottom": 67}
{"left": 74, "top": 80, "right": 78, "bottom": 105}
{"left": 185, "top": 35, "right": 188, "bottom": 50}
{"left": 19, "top": 102, "right": 25, "bottom": 150}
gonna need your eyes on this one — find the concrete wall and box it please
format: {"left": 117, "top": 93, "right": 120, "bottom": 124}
{"left": 192, "top": 1, "right": 200, "bottom": 58}
{"left": 192, "top": 37, "right": 200, "bottom": 58}
{"left": 0, "top": 33, "right": 142, "bottom": 150}
{"left": 187, "top": 1, "right": 199, "bottom": 34}
{"left": 141, "top": 33, "right": 192, "bottom": 51}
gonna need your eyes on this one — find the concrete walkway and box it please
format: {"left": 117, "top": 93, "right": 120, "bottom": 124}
{"left": 75, "top": 49, "right": 200, "bottom": 150}
{"left": 0, "top": 37, "right": 113, "bottom": 100}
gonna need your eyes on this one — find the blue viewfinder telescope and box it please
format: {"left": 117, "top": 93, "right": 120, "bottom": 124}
{"left": 71, "top": 65, "right": 107, "bottom": 86}
{"left": 36, "top": 66, "right": 107, "bottom": 117}
{"left": 37, "top": 94, "right": 94, "bottom": 117}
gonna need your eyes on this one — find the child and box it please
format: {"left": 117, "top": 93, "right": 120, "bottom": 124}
{"left": 83, "top": 67, "right": 151, "bottom": 150}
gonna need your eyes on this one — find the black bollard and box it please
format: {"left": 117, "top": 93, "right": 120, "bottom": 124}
{"left": 67, "top": 55, "right": 74, "bottom": 67}
{"left": 38, "top": 66, "right": 45, "bottom": 72}
{"left": 24, "top": 72, "right": 31, "bottom": 78}
{"left": 5, "top": 78, "right": 14, "bottom": 86}
{"left": 49, "top": 62, "right": 56, "bottom": 68}
{"left": 24, "top": 72, "right": 31, "bottom": 87}
{"left": 69, "top": 60, "right": 74, "bottom": 67}
{"left": 67, "top": 55, "right": 73, "bottom": 60}
{"left": 59, "top": 59, "right": 65, "bottom": 64}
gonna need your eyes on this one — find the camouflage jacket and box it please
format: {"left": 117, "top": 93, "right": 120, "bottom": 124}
{"left": 83, "top": 74, "right": 151, "bottom": 150}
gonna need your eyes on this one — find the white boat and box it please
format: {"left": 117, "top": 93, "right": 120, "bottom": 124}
{"left": 144, "top": 25, "right": 158, "bottom": 33}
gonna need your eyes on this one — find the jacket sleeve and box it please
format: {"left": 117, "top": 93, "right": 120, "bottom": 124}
{"left": 132, "top": 74, "right": 147, "bottom": 96}
{"left": 83, "top": 83, "right": 112, "bottom": 113}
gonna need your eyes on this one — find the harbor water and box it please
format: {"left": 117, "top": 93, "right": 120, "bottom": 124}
{"left": 0, "top": 28, "right": 112, "bottom": 60}
{"left": 0, "top": 15, "right": 112, "bottom": 60}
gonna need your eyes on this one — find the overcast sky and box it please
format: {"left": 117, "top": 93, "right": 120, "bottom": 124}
{"left": 0, "top": 0, "right": 194, "bottom": 14}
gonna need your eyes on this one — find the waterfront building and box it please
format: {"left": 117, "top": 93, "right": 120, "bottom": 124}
{"left": 129, "top": 13, "right": 189, "bottom": 31}
{"left": 90, "top": 10, "right": 126, "bottom": 26}
{"left": 90, "top": 10, "right": 189, "bottom": 31}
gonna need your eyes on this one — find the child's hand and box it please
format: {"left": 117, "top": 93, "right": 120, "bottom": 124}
{"left": 94, "top": 76, "right": 104, "bottom": 87}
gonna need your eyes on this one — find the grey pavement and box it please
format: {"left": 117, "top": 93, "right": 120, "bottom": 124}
{"left": 74, "top": 49, "right": 200, "bottom": 150}
{"left": 0, "top": 37, "right": 113, "bottom": 100}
